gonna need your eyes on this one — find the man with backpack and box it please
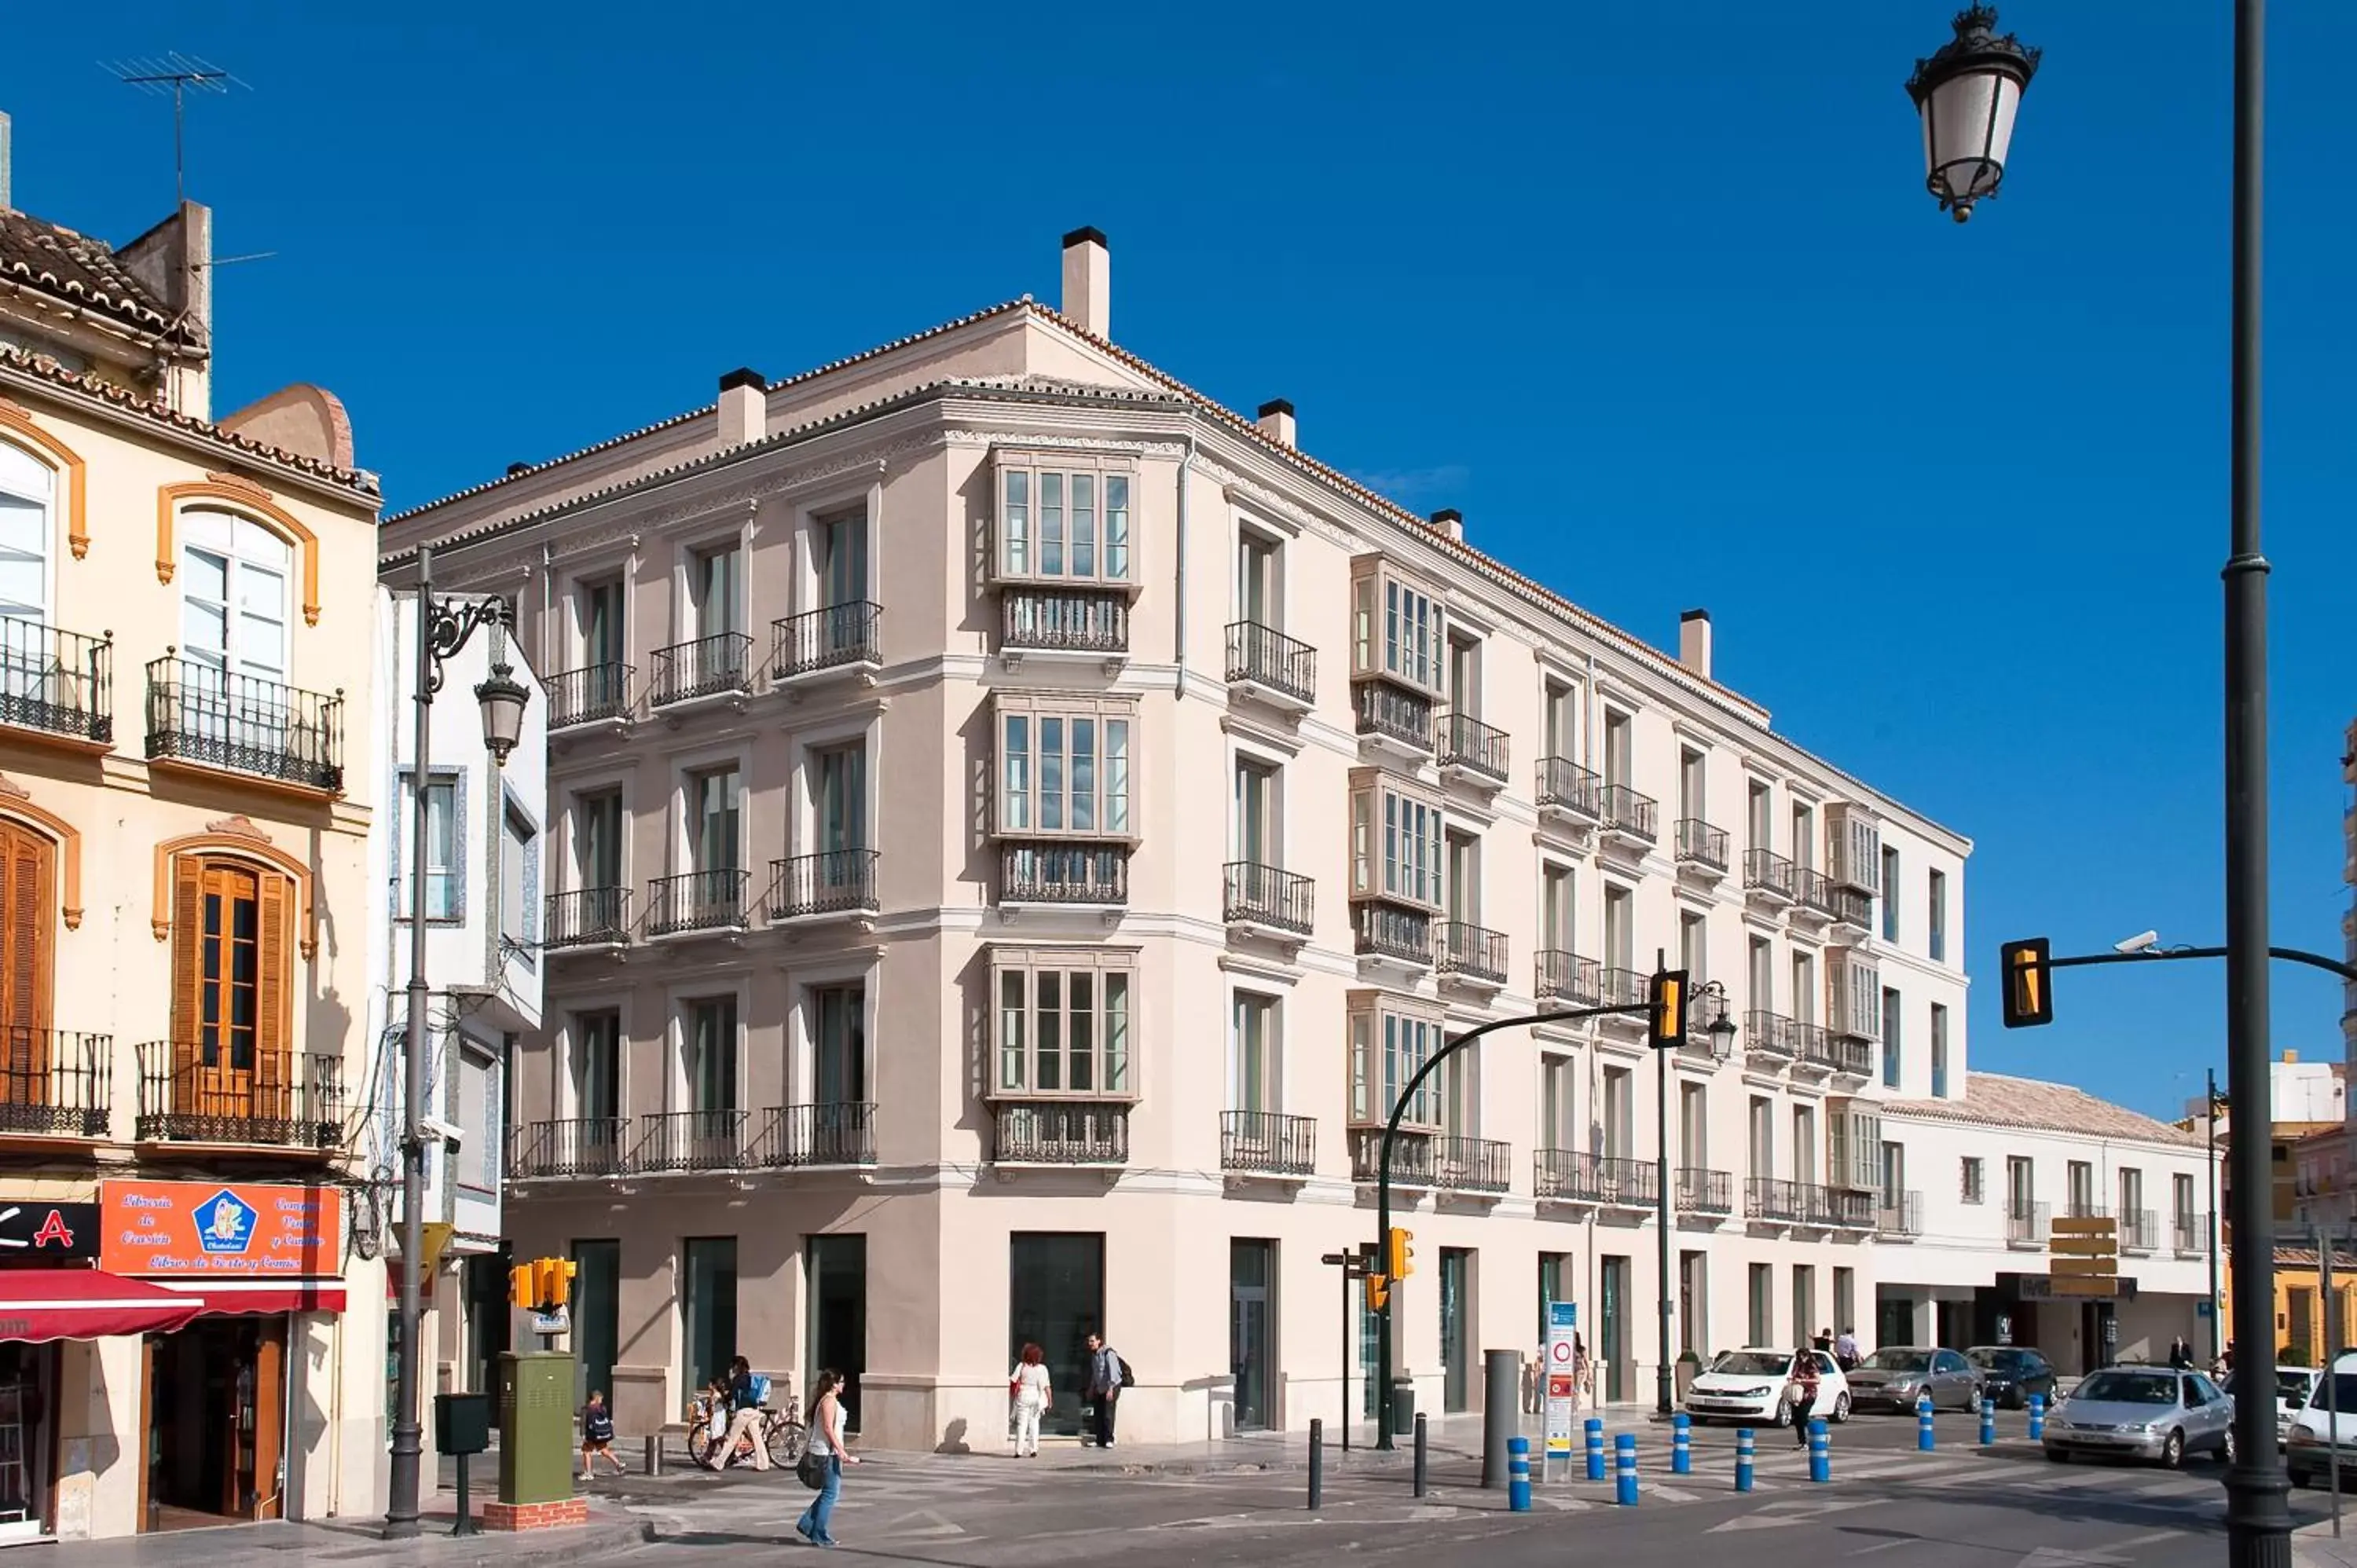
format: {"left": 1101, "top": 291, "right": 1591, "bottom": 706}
{"left": 1084, "top": 1331, "right": 1127, "bottom": 1449}
{"left": 720, "top": 1355, "right": 772, "bottom": 1471}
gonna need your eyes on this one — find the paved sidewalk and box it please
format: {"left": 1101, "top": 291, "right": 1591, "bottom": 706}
{"left": 2300, "top": 1520, "right": 2357, "bottom": 1568}
{"left": 35, "top": 1508, "right": 647, "bottom": 1568}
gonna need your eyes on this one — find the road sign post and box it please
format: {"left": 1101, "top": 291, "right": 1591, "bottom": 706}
{"left": 2049, "top": 1215, "right": 2121, "bottom": 1299}
{"left": 1543, "top": 1300, "right": 1578, "bottom": 1480}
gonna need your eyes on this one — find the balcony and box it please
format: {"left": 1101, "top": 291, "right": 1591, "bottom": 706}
{"left": 2120, "top": 1208, "right": 2161, "bottom": 1254}
{"left": 993, "top": 1101, "right": 1130, "bottom": 1165}
{"left": 1745, "top": 1010, "right": 1797, "bottom": 1064}
{"left": 0, "top": 1029, "right": 112, "bottom": 1138}
{"left": 1433, "top": 1135, "right": 1512, "bottom": 1194}
{"left": 1224, "top": 621, "right": 1316, "bottom": 711}
{"left": 1674, "top": 819, "right": 1730, "bottom": 881}
{"left": 1803, "top": 1184, "right": 1873, "bottom": 1229}
{"left": 768, "top": 848, "right": 880, "bottom": 923}
{"left": 546, "top": 662, "right": 632, "bottom": 732}
{"left": 1223, "top": 861, "right": 1314, "bottom": 939}
{"left": 2007, "top": 1200, "right": 2051, "bottom": 1248}
{"left": 1594, "top": 966, "right": 1649, "bottom": 1035}
{"left": 1220, "top": 1110, "right": 1316, "bottom": 1177}
{"left": 748, "top": 1101, "right": 878, "bottom": 1168}
{"left": 1877, "top": 1191, "right": 1925, "bottom": 1238}
{"left": 1434, "top": 921, "right": 1508, "bottom": 989}
{"left": 772, "top": 602, "right": 882, "bottom": 685}
{"left": 1352, "top": 1127, "right": 1435, "bottom": 1186}
{"left": 1353, "top": 904, "right": 1433, "bottom": 970}
{"left": 648, "top": 632, "right": 753, "bottom": 709}
{"left": 0, "top": 623, "right": 111, "bottom": 749}
{"left": 1677, "top": 1167, "right": 1733, "bottom": 1216}
{"left": 1002, "top": 588, "right": 1129, "bottom": 665}
{"left": 1789, "top": 1020, "right": 1832, "bottom": 1072}
{"left": 1791, "top": 866, "right": 1842, "bottom": 925}
{"left": 1746, "top": 1176, "right": 1804, "bottom": 1224}
{"left": 133, "top": 1045, "right": 342, "bottom": 1149}
{"left": 1001, "top": 842, "right": 1130, "bottom": 907}
{"left": 508, "top": 1116, "right": 629, "bottom": 1180}
{"left": 1535, "top": 757, "right": 1602, "bottom": 830}
{"left": 633, "top": 1108, "right": 749, "bottom": 1173}
{"left": 647, "top": 869, "right": 750, "bottom": 938}
{"left": 1743, "top": 848, "right": 1798, "bottom": 907}
{"left": 1536, "top": 1150, "right": 1658, "bottom": 1207}
{"left": 1436, "top": 712, "right": 1509, "bottom": 788}
{"left": 1827, "top": 885, "right": 1873, "bottom": 938}
{"left": 1799, "top": 1026, "right": 1871, "bottom": 1078}
{"left": 2173, "top": 1214, "right": 2206, "bottom": 1256}
{"left": 145, "top": 658, "right": 342, "bottom": 793}
{"left": 1598, "top": 784, "right": 1657, "bottom": 852}
{"left": 1535, "top": 950, "right": 1604, "bottom": 1008}
{"left": 1354, "top": 681, "right": 1435, "bottom": 755}
{"left": 544, "top": 886, "right": 631, "bottom": 951}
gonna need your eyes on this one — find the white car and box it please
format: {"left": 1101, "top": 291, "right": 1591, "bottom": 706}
{"left": 1684, "top": 1347, "right": 1852, "bottom": 1427}
{"left": 2286, "top": 1354, "right": 2357, "bottom": 1489}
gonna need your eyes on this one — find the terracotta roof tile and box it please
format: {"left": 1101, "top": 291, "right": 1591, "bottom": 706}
{"left": 1882, "top": 1072, "right": 2205, "bottom": 1149}
{"left": 0, "top": 211, "right": 183, "bottom": 340}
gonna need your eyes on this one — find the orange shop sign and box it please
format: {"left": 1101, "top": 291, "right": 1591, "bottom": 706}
{"left": 97, "top": 1181, "right": 343, "bottom": 1280}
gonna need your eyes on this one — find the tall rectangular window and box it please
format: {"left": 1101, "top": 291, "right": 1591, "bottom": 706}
{"left": 1880, "top": 846, "right": 1901, "bottom": 940}
{"left": 1679, "top": 1083, "right": 1707, "bottom": 1167}
{"left": 1679, "top": 910, "right": 1707, "bottom": 987}
{"left": 1927, "top": 870, "right": 1948, "bottom": 962}
{"left": 581, "top": 578, "right": 625, "bottom": 665}
{"left": 1747, "top": 782, "right": 1771, "bottom": 856}
{"left": 2007, "top": 1156, "right": 2035, "bottom": 1213}
{"left": 1603, "top": 710, "right": 1633, "bottom": 789}
{"left": 405, "top": 775, "right": 458, "bottom": 919}
{"left": 1445, "top": 830, "right": 1481, "bottom": 924}
{"left": 1791, "top": 951, "right": 1816, "bottom": 1024}
{"left": 687, "top": 995, "right": 739, "bottom": 1114}
{"left": 1446, "top": 634, "right": 1482, "bottom": 718}
{"left": 1541, "top": 864, "right": 1574, "bottom": 952}
{"left": 1881, "top": 987, "right": 1903, "bottom": 1089}
{"left": 1930, "top": 1003, "right": 1950, "bottom": 1097}
{"left": 1679, "top": 748, "right": 1705, "bottom": 822}
{"left": 1791, "top": 1106, "right": 1817, "bottom": 1184}
{"left": 1601, "top": 1068, "right": 1633, "bottom": 1158}
{"left": 573, "top": 1010, "right": 620, "bottom": 1123}
{"left": 691, "top": 540, "right": 742, "bottom": 637}
{"left": 501, "top": 802, "right": 537, "bottom": 951}
{"left": 995, "top": 953, "right": 1134, "bottom": 1097}
{"left": 1543, "top": 680, "right": 1577, "bottom": 760}
{"left": 1833, "top": 1268, "right": 1855, "bottom": 1341}
{"left": 1230, "top": 993, "right": 1279, "bottom": 1112}
{"left": 999, "top": 699, "right": 1135, "bottom": 837}
{"left": 812, "top": 983, "right": 865, "bottom": 1106}
{"left": 2172, "top": 1173, "right": 2195, "bottom": 1233}
{"left": 1348, "top": 1002, "right": 1442, "bottom": 1128}
{"left": 180, "top": 510, "right": 290, "bottom": 679}
{"left": 690, "top": 766, "right": 741, "bottom": 873}
{"left": 814, "top": 742, "right": 867, "bottom": 854}
{"left": 575, "top": 789, "right": 623, "bottom": 888}
{"left": 818, "top": 508, "right": 868, "bottom": 606}
{"left": 1792, "top": 1266, "right": 1816, "bottom": 1347}
{"left": 1236, "top": 530, "right": 1279, "bottom": 626}
{"left": 1541, "top": 1054, "right": 1576, "bottom": 1150}
{"left": 1233, "top": 758, "right": 1278, "bottom": 864}
{"left": 1748, "top": 937, "right": 1773, "bottom": 1014}
{"left": 1748, "top": 1264, "right": 1772, "bottom": 1348}
{"left": 2066, "top": 1160, "right": 2095, "bottom": 1217}
{"left": 1748, "top": 1096, "right": 1773, "bottom": 1178}
{"left": 1961, "top": 1156, "right": 1985, "bottom": 1204}
{"left": 1791, "top": 803, "right": 1816, "bottom": 871}
{"left": 1604, "top": 885, "right": 1634, "bottom": 971}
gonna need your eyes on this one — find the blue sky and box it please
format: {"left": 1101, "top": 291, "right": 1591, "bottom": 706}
{"left": 6, "top": 3, "right": 2352, "bottom": 1121}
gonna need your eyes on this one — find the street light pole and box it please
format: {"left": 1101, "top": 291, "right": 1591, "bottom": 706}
{"left": 2209, "top": 1065, "right": 2223, "bottom": 1369}
{"left": 1656, "top": 1003, "right": 1673, "bottom": 1417}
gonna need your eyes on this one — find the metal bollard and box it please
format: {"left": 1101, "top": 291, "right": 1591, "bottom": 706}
{"left": 1671, "top": 1412, "right": 1692, "bottom": 1475}
{"left": 1615, "top": 1431, "right": 1639, "bottom": 1506}
{"left": 1809, "top": 1417, "right": 1831, "bottom": 1483}
{"left": 1918, "top": 1393, "right": 1936, "bottom": 1452}
{"left": 644, "top": 1434, "right": 662, "bottom": 1475}
{"left": 1979, "top": 1401, "right": 1997, "bottom": 1447}
{"left": 2028, "top": 1393, "right": 2045, "bottom": 1442}
{"left": 1309, "top": 1418, "right": 1324, "bottom": 1511}
{"left": 1508, "top": 1436, "right": 1532, "bottom": 1512}
{"left": 1735, "top": 1427, "right": 1756, "bottom": 1493}
{"left": 1413, "top": 1411, "right": 1429, "bottom": 1498}
{"left": 1585, "top": 1416, "right": 1606, "bottom": 1482}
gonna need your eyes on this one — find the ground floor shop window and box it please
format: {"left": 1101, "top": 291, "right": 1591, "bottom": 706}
{"left": 0, "top": 1343, "right": 55, "bottom": 1541}
{"left": 143, "top": 1317, "right": 286, "bottom": 1530}
{"left": 807, "top": 1234, "right": 866, "bottom": 1433}
{"left": 1230, "top": 1240, "right": 1274, "bottom": 1431}
{"left": 1009, "top": 1233, "right": 1102, "bottom": 1438}
{"left": 682, "top": 1236, "right": 737, "bottom": 1399}
{"left": 571, "top": 1239, "right": 620, "bottom": 1406}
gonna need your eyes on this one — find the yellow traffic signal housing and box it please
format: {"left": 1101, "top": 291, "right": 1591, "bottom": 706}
{"left": 1364, "top": 1273, "right": 1390, "bottom": 1312}
{"left": 1387, "top": 1226, "right": 1414, "bottom": 1282}
{"left": 508, "top": 1263, "right": 534, "bottom": 1310}
{"left": 544, "top": 1257, "right": 577, "bottom": 1307}
{"left": 2000, "top": 938, "right": 2055, "bottom": 1028}
{"left": 1649, "top": 968, "right": 1691, "bottom": 1050}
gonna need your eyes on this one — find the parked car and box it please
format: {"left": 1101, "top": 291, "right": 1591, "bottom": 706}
{"left": 2286, "top": 1355, "right": 2357, "bottom": 1488}
{"left": 2253, "top": 1366, "right": 2321, "bottom": 1443}
{"left": 2042, "top": 1366, "right": 2235, "bottom": 1467}
{"left": 1846, "top": 1346, "right": 1984, "bottom": 1413}
{"left": 1966, "top": 1345, "right": 2060, "bottom": 1410}
{"left": 1684, "top": 1347, "right": 1851, "bottom": 1427}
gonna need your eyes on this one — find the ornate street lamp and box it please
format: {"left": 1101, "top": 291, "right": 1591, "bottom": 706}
{"left": 1905, "top": 5, "right": 2041, "bottom": 222}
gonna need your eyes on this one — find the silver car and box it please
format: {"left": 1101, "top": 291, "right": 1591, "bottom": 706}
{"left": 2043, "top": 1366, "right": 2236, "bottom": 1468}
{"left": 1846, "top": 1346, "right": 1983, "bottom": 1413}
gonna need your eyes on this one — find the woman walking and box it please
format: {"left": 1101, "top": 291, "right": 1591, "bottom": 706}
{"left": 1788, "top": 1348, "right": 1822, "bottom": 1448}
{"left": 795, "top": 1370, "right": 860, "bottom": 1548}
{"left": 1009, "top": 1343, "right": 1052, "bottom": 1457}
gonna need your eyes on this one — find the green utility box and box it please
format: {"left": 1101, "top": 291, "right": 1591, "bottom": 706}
{"left": 497, "top": 1351, "right": 576, "bottom": 1505}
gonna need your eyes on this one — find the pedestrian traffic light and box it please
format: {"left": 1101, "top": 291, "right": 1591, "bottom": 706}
{"left": 1387, "top": 1226, "right": 1414, "bottom": 1282}
{"left": 1649, "top": 968, "right": 1691, "bottom": 1050}
{"left": 508, "top": 1262, "right": 534, "bottom": 1310}
{"left": 2000, "top": 937, "right": 2055, "bottom": 1028}
{"left": 1365, "top": 1273, "right": 1389, "bottom": 1312}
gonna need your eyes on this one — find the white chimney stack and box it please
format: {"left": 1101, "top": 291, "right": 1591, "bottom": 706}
{"left": 717, "top": 367, "right": 764, "bottom": 447}
{"left": 1679, "top": 609, "right": 1714, "bottom": 679}
{"left": 1255, "top": 398, "right": 1296, "bottom": 449}
{"left": 1061, "top": 226, "right": 1109, "bottom": 339}
{"left": 1430, "top": 508, "right": 1464, "bottom": 543}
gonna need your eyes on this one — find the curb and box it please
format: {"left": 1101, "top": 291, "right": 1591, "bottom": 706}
{"left": 306, "top": 1511, "right": 653, "bottom": 1566}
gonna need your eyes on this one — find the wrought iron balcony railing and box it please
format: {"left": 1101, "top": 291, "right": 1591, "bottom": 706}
{"left": 2172, "top": 1214, "right": 2205, "bottom": 1256}
{"left": 1350, "top": 1127, "right": 1435, "bottom": 1185}
{"left": 648, "top": 632, "right": 753, "bottom": 706}
{"left": 1677, "top": 1167, "right": 1733, "bottom": 1214}
{"left": 1354, "top": 903, "right": 1433, "bottom": 966}
{"left": 1536, "top": 1149, "right": 1658, "bottom": 1206}
{"left": 772, "top": 602, "right": 882, "bottom": 680}
{"left": 1745, "top": 1010, "right": 1797, "bottom": 1061}
{"left": 2006, "top": 1200, "right": 2052, "bottom": 1246}
{"left": 1223, "top": 861, "right": 1314, "bottom": 935}
{"left": 1789, "top": 1020, "right": 1831, "bottom": 1067}
{"left": 1675, "top": 818, "right": 1730, "bottom": 873}
{"left": 634, "top": 1108, "right": 748, "bottom": 1173}
{"left": 1597, "top": 965, "right": 1648, "bottom": 1010}
{"left": 1746, "top": 1176, "right": 1805, "bottom": 1225}
{"left": 0, "top": 1028, "right": 112, "bottom": 1138}
{"left": 1002, "top": 842, "right": 1130, "bottom": 905}
{"left": 0, "top": 623, "right": 111, "bottom": 745}
{"left": 1794, "top": 866, "right": 1843, "bottom": 920}
{"left": 768, "top": 848, "right": 880, "bottom": 919}
{"left": 647, "top": 869, "right": 749, "bottom": 936}
{"left": 1354, "top": 681, "right": 1435, "bottom": 749}
{"left": 1003, "top": 588, "right": 1129, "bottom": 654}
{"left": 546, "top": 662, "right": 632, "bottom": 729}
{"left": 1434, "top": 921, "right": 1508, "bottom": 984}
{"left": 1599, "top": 783, "right": 1658, "bottom": 841}
{"left": 2120, "top": 1208, "right": 2160, "bottom": 1253}
{"left": 544, "top": 886, "right": 632, "bottom": 950}
{"left": 1804, "top": 1184, "right": 1874, "bottom": 1229}
{"left": 1224, "top": 621, "right": 1316, "bottom": 706}
{"left": 994, "top": 1101, "right": 1130, "bottom": 1163}
{"left": 1535, "top": 757, "right": 1602, "bottom": 819}
{"left": 1434, "top": 1135, "right": 1512, "bottom": 1193}
{"left": 1877, "top": 1191, "right": 1925, "bottom": 1237}
{"left": 1535, "top": 950, "right": 1604, "bottom": 1006}
{"left": 748, "top": 1102, "right": 878, "bottom": 1167}
{"left": 133, "top": 1044, "right": 342, "bottom": 1149}
{"left": 508, "top": 1116, "right": 629, "bottom": 1180}
{"left": 1436, "top": 712, "right": 1509, "bottom": 782}
{"left": 1743, "top": 848, "right": 1798, "bottom": 900}
{"left": 1219, "top": 1110, "right": 1316, "bottom": 1176}
{"left": 145, "top": 657, "right": 342, "bottom": 791}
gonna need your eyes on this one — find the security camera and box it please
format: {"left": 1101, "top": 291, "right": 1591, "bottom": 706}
{"left": 2114, "top": 930, "right": 2161, "bottom": 955}
{"left": 418, "top": 1114, "right": 465, "bottom": 1145}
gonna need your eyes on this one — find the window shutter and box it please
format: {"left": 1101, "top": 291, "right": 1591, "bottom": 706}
{"left": 255, "top": 870, "right": 295, "bottom": 1100}
{"left": 169, "top": 855, "right": 205, "bottom": 1080}
{"left": 0, "top": 825, "right": 53, "bottom": 1089}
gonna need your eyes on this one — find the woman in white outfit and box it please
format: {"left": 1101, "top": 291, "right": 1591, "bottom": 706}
{"left": 1010, "top": 1342, "right": 1052, "bottom": 1457}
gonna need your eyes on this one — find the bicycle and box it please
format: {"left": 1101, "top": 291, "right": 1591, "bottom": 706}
{"left": 687, "top": 1387, "right": 807, "bottom": 1471}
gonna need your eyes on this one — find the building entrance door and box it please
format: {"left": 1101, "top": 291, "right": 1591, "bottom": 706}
{"left": 1600, "top": 1256, "right": 1631, "bottom": 1403}
{"left": 807, "top": 1234, "right": 867, "bottom": 1431}
{"left": 1439, "top": 1248, "right": 1472, "bottom": 1412}
{"left": 141, "top": 1316, "right": 285, "bottom": 1529}
{"left": 1010, "top": 1233, "right": 1104, "bottom": 1438}
{"left": 1230, "top": 1240, "right": 1274, "bottom": 1431}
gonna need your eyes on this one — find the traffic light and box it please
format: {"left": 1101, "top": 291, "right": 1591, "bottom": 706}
{"left": 508, "top": 1262, "right": 534, "bottom": 1310}
{"left": 2000, "top": 938, "right": 2055, "bottom": 1028}
{"left": 544, "top": 1258, "right": 577, "bottom": 1307}
{"left": 1649, "top": 968, "right": 1691, "bottom": 1050}
{"left": 1387, "top": 1226, "right": 1414, "bottom": 1283}
{"left": 1365, "top": 1273, "right": 1390, "bottom": 1312}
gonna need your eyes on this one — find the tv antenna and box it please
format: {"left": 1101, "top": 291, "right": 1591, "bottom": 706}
{"left": 103, "top": 53, "right": 247, "bottom": 203}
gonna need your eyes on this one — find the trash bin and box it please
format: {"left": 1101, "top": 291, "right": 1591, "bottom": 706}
{"left": 1391, "top": 1379, "right": 1417, "bottom": 1436}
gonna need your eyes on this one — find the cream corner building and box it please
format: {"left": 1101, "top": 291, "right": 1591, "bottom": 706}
{"left": 380, "top": 228, "right": 2215, "bottom": 1451}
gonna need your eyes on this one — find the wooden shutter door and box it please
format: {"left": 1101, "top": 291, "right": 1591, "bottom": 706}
{"left": 254, "top": 869, "right": 293, "bottom": 1125}
{"left": 0, "top": 823, "right": 53, "bottom": 1102}
{"left": 168, "top": 855, "right": 206, "bottom": 1117}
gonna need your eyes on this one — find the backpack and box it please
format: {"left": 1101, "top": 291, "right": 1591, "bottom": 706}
{"left": 748, "top": 1373, "right": 772, "bottom": 1407}
{"left": 1119, "top": 1357, "right": 1135, "bottom": 1389}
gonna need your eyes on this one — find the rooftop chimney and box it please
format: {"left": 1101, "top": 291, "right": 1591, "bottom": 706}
{"left": 1061, "top": 226, "right": 1109, "bottom": 339}
{"left": 717, "top": 367, "right": 765, "bottom": 447}
{"left": 506, "top": 462, "right": 533, "bottom": 478}
{"left": 1679, "top": 609, "right": 1714, "bottom": 680}
{"left": 1429, "top": 507, "right": 1464, "bottom": 543}
{"left": 1255, "top": 398, "right": 1296, "bottom": 449}
{"left": 0, "top": 112, "right": 12, "bottom": 212}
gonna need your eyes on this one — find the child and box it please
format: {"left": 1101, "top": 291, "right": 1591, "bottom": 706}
{"left": 581, "top": 1390, "right": 625, "bottom": 1478}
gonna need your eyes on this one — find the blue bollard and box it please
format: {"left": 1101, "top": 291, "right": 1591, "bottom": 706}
{"left": 1585, "top": 1416, "right": 1606, "bottom": 1481}
{"left": 1508, "top": 1436, "right": 1532, "bottom": 1512}
{"left": 1809, "top": 1417, "right": 1831, "bottom": 1483}
{"left": 1735, "top": 1427, "right": 1756, "bottom": 1493}
{"left": 2028, "top": 1393, "right": 2045, "bottom": 1442}
{"left": 1615, "top": 1431, "right": 1639, "bottom": 1506}
{"left": 1672, "top": 1412, "right": 1692, "bottom": 1475}
{"left": 1917, "top": 1393, "right": 1936, "bottom": 1452}
{"left": 1980, "top": 1401, "right": 1997, "bottom": 1447}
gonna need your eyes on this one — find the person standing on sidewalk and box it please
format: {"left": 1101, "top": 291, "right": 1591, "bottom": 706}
{"left": 1084, "top": 1332, "right": 1124, "bottom": 1449}
{"left": 1010, "top": 1343, "right": 1052, "bottom": 1457}
{"left": 1787, "top": 1349, "right": 1821, "bottom": 1448}
{"left": 796, "top": 1370, "right": 859, "bottom": 1548}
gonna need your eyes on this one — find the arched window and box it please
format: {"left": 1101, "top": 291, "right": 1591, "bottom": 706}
{"left": 178, "top": 507, "right": 291, "bottom": 680}
{"left": 0, "top": 441, "right": 52, "bottom": 624}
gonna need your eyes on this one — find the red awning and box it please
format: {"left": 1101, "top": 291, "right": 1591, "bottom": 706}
{"left": 0, "top": 1271, "right": 205, "bottom": 1342}
{"left": 156, "top": 1280, "right": 346, "bottom": 1317}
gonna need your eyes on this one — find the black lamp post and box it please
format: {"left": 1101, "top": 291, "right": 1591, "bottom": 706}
{"left": 1657, "top": 984, "right": 1738, "bottom": 1415}
{"left": 1908, "top": 6, "right": 2289, "bottom": 1562}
